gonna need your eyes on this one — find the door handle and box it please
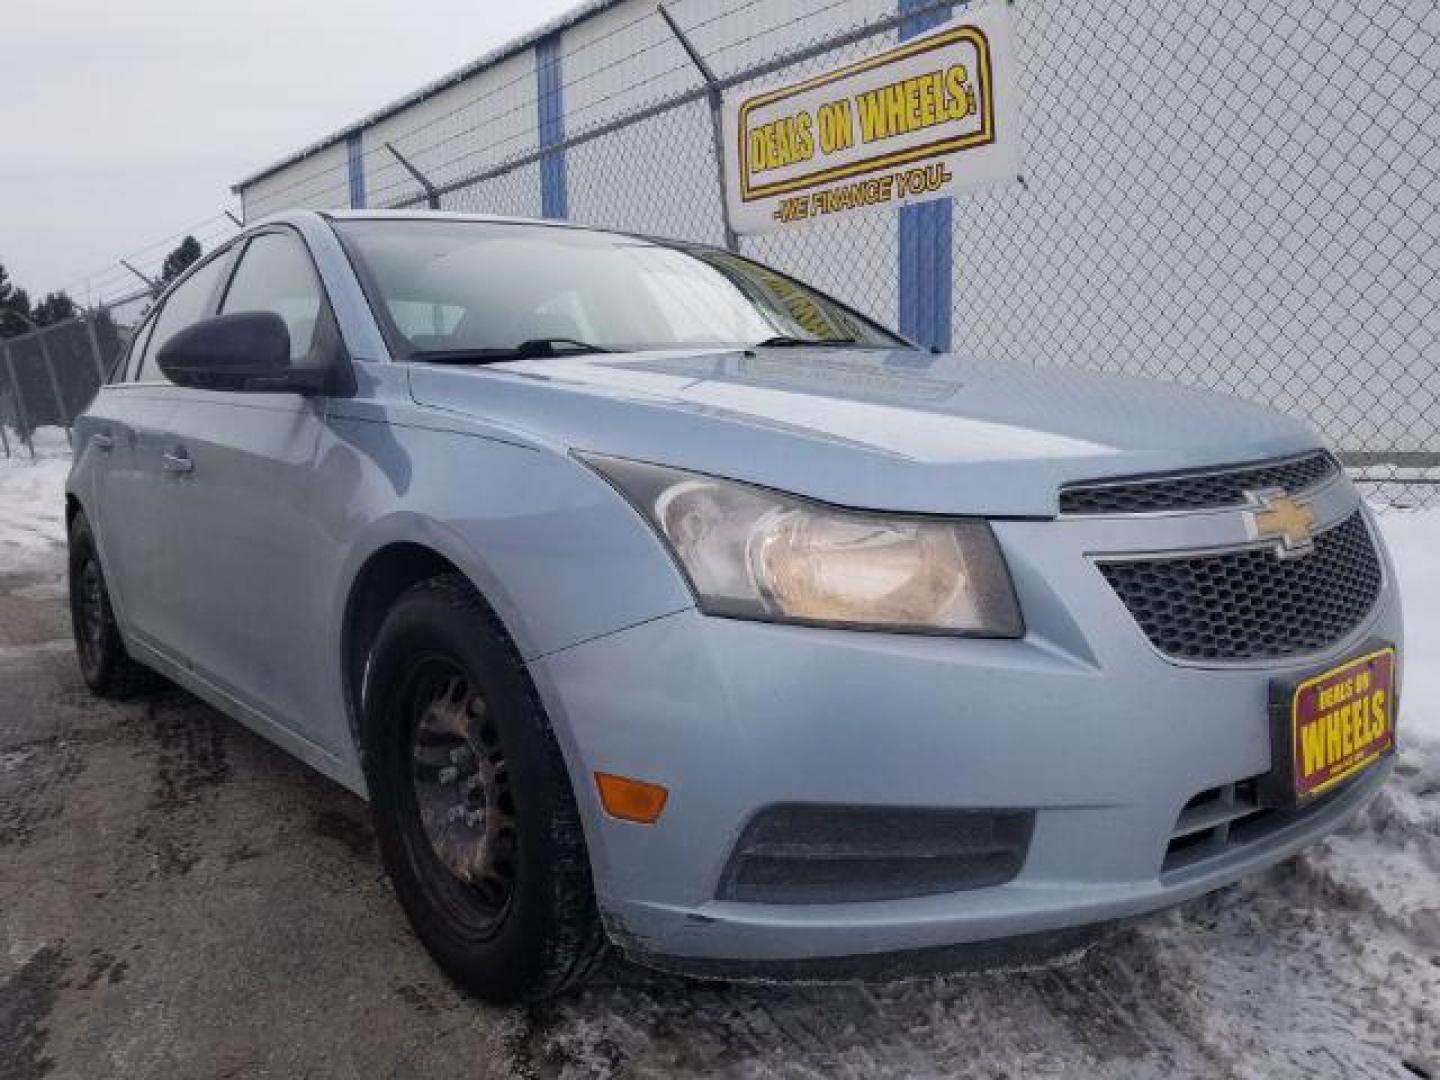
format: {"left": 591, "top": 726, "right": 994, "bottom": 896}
{"left": 162, "top": 449, "right": 194, "bottom": 475}
{"left": 91, "top": 432, "right": 114, "bottom": 452}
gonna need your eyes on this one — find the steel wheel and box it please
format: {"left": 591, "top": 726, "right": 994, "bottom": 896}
{"left": 364, "top": 574, "right": 603, "bottom": 1001}
{"left": 406, "top": 659, "right": 518, "bottom": 930}
{"left": 67, "top": 511, "right": 158, "bottom": 699}
{"left": 74, "top": 555, "right": 106, "bottom": 675}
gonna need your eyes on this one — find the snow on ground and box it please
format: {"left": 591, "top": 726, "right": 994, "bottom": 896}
{"left": 0, "top": 427, "right": 71, "bottom": 577}
{"left": 1382, "top": 507, "right": 1440, "bottom": 743}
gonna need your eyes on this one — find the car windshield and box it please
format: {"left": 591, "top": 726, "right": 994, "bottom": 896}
{"left": 333, "top": 218, "right": 904, "bottom": 359}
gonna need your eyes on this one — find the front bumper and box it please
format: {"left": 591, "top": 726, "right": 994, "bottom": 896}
{"left": 529, "top": 501, "right": 1402, "bottom": 966}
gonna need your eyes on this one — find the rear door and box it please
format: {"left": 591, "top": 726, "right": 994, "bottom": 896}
{"left": 155, "top": 228, "right": 344, "bottom": 748}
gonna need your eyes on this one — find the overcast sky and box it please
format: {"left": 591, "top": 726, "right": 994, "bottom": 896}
{"left": 2, "top": 0, "right": 578, "bottom": 304}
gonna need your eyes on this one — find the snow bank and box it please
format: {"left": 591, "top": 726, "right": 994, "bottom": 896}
{"left": 0, "top": 427, "right": 71, "bottom": 576}
{"left": 1375, "top": 508, "right": 1440, "bottom": 743}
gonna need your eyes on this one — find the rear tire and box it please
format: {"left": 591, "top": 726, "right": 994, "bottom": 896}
{"left": 362, "top": 573, "right": 604, "bottom": 1003}
{"left": 67, "top": 512, "right": 159, "bottom": 699}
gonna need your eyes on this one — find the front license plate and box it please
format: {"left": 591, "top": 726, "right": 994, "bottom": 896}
{"left": 1268, "top": 645, "right": 1397, "bottom": 805}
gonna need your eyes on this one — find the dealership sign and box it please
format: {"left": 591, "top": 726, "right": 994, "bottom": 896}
{"left": 722, "top": 7, "right": 1019, "bottom": 235}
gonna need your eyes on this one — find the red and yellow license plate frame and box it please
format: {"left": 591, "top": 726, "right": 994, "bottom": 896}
{"left": 1278, "top": 645, "right": 1397, "bottom": 803}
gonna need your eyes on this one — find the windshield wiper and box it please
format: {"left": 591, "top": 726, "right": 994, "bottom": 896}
{"left": 411, "top": 338, "right": 614, "bottom": 365}
{"left": 751, "top": 334, "right": 858, "bottom": 348}
{"left": 513, "top": 337, "right": 612, "bottom": 357}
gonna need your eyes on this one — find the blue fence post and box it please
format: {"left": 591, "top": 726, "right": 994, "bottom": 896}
{"left": 897, "top": 0, "right": 954, "bottom": 352}
{"left": 536, "top": 33, "right": 568, "bottom": 219}
{"left": 346, "top": 131, "right": 367, "bottom": 209}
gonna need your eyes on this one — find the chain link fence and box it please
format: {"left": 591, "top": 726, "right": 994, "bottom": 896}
{"left": 0, "top": 311, "right": 129, "bottom": 458}
{"left": 22, "top": 0, "right": 1437, "bottom": 508}
{"left": 353, "top": 0, "right": 1440, "bottom": 507}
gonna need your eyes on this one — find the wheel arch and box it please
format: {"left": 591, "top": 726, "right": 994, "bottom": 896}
{"left": 339, "top": 536, "right": 552, "bottom": 762}
{"left": 343, "top": 542, "right": 462, "bottom": 758}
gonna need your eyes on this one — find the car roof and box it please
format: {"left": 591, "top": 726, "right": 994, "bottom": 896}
{"left": 246, "top": 208, "right": 687, "bottom": 249}
{"left": 270, "top": 207, "right": 618, "bottom": 232}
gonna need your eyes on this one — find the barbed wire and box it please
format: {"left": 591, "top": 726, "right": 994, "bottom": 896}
{"left": 254, "top": 0, "right": 925, "bottom": 214}
{"left": 58, "top": 212, "right": 242, "bottom": 308}
{"left": 248, "top": 4, "right": 679, "bottom": 212}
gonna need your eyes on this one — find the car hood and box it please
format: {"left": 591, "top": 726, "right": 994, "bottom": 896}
{"left": 407, "top": 346, "right": 1320, "bottom": 517}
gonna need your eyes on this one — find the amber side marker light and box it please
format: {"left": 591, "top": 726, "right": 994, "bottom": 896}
{"left": 595, "top": 773, "right": 669, "bottom": 824}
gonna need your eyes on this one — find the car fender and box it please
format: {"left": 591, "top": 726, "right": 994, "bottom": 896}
{"left": 322, "top": 419, "right": 695, "bottom": 670}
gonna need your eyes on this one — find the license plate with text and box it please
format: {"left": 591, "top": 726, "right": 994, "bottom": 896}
{"left": 1288, "top": 647, "right": 1396, "bottom": 802}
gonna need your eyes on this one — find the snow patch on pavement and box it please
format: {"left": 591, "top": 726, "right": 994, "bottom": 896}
{"left": 1376, "top": 506, "right": 1440, "bottom": 743}
{"left": 0, "top": 427, "right": 72, "bottom": 577}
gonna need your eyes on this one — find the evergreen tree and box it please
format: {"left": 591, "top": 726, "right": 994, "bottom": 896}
{"left": 0, "top": 262, "right": 34, "bottom": 338}
{"left": 33, "top": 292, "right": 77, "bottom": 327}
{"left": 160, "top": 237, "right": 203, "bottom": 285}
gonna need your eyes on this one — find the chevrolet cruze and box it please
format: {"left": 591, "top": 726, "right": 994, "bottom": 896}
{"left": 67, "top": 211, "right": 1402, "bottom": 1002}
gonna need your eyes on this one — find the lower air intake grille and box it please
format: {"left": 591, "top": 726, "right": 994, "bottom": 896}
{"left": 1162, "top": 778, "right": 1345, "bottom": 874}
{"left": 718, "top": 805, "right": 1033, "bottom": 904}
{"left": 1099, "top": 511, "right": 1381, "bottom": 662}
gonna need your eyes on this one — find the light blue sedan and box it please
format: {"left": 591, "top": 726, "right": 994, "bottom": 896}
{"left": 67, "top": 211, "right": 1402, "bottom": 1001}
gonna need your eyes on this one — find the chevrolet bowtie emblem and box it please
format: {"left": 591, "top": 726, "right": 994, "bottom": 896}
{"left": 1244, "top": 490, "right": 1318, "bottom": 558}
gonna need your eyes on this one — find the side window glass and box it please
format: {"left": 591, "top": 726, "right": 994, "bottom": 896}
{"left": 221, "top": 233, "right": 325, "bottom": 362}
{"left": 118, "top": 317, "right": 155, "bottom": 383}
{"left": 137, "top": 254, "right": 231, "bottom": 382}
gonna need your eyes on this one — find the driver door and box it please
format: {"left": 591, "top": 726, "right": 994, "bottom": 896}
{"left": 155, "top": 228, "right": 343, "bottom": 751}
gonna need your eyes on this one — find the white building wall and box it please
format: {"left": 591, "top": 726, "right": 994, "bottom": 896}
{"left": 241, "top": 141, "right": 350, "bottom": 222}
{"left": 364, "top": 50, "right": 539, "bottom": 213}
{"left": 562, "top": 0, "right": 721, "bottom": 243}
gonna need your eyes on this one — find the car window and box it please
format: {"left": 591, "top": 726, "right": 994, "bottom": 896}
{"left": 136, "top": 254, "right": 232, "bottom": 383}
{"left": 334, "top": 219, "right": 904, "bottom": 357}
{"left": 221, "top": 232, "right": 324, "bottom": 361}
{"left": 118, "top": 316, "right": 155, "bottom": 383}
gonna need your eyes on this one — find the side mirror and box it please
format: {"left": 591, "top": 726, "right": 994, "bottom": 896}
{"left": 157, "top": 312, "right": 324, "bottom": 394}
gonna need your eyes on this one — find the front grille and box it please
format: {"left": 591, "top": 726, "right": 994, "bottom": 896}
{"left": 718, "top": 805, "right": 1033, "bottom": 904}
{"left": 1099, "top": 511, "right": 1381, "bottom": 662}
{"left": 1059, "top": 450, "right": 1339, "bottom": 515}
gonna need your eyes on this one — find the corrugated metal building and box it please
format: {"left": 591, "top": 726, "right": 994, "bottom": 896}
{"left": 233, "top": 0, "right": 1439, "bottom": 495}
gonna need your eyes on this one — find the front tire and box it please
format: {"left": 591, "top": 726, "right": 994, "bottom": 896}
{"left": 67, "top": 512, "right": 158, "bottom": 699}
{"left": 362, "top": 574, "right": 604, "bottom": 1003}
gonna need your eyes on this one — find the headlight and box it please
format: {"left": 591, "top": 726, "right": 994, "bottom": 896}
{"left": 581, "top": 455, "right": 1023, "bottom": 636}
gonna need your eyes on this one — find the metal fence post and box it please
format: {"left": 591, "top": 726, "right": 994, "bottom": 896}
{"left": 657, "top": 4, "right": 740, "bottom": 252}
{"left": 84, "top": 310, "right": 110, "bottom": 387}
{"left": 120, "top": 260, "right": 159, "bottom": 296}
{"left": 34, "top": 328, "right": 72, "bottom": 445}
{"left": 385, "top": 142, "right": 441, "bottom": 210}
{"left": 1, "top": 341, "right": 35, "bottom": 459}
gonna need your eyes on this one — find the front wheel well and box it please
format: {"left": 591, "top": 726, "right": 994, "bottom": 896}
{"left": 342, "top": 543, "right": 465, "bottom": 754}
